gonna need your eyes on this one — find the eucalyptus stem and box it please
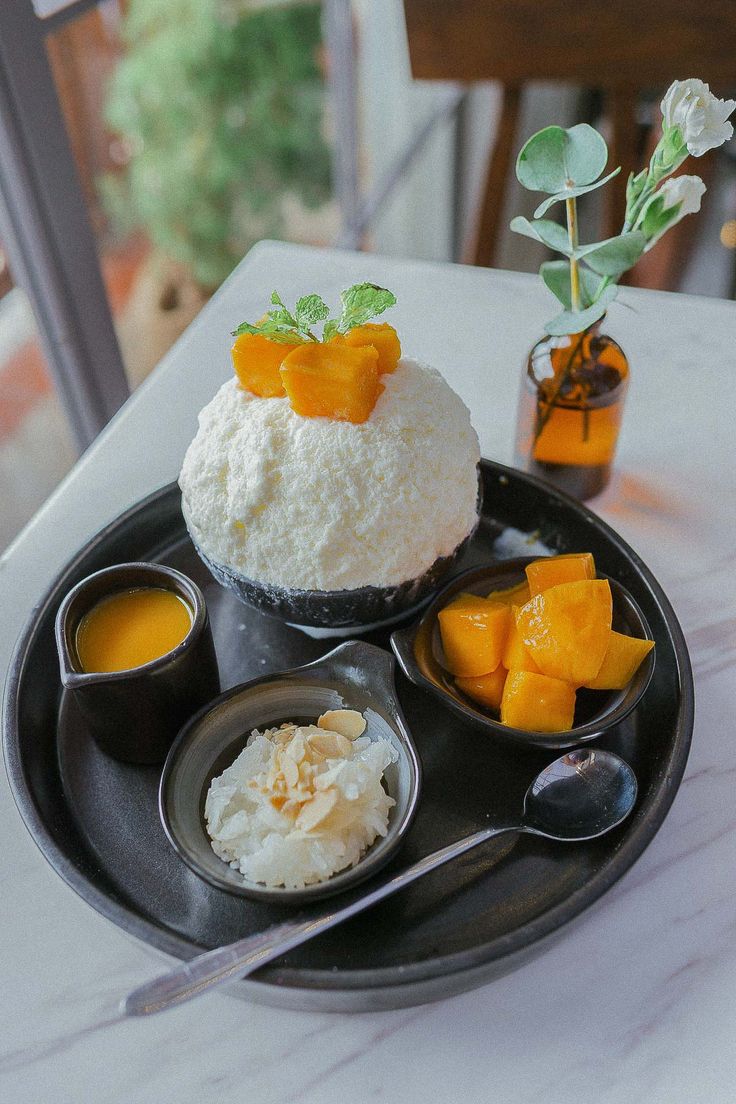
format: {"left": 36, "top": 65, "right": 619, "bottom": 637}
{"left": 566, "top": 195, "right": 581, "bottom": 312}
{"left": 533, "top": 329, "right": 587, "bottom": 444}
{"left": 624, "top": 180, "right": 655, "bottom": 233}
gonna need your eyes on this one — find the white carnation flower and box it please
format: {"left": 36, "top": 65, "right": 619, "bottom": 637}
{"left": 661, "top": 79, "right": 736, "bottom": 156}
{"left": 642, "top": 175, "right": 707, "bottom": 250}
{"left": 659, "top": 175, "right": 706, "bottom": 215}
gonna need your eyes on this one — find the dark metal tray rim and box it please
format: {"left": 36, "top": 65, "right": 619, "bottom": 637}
{"left": 2, "top": 461, "right": 695, "bottom": 1002}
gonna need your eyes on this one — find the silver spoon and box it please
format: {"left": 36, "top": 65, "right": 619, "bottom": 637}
{"left": 124, "top": 747, "right": 636, "bottom": 1016}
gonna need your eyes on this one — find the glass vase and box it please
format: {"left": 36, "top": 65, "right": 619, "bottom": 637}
{"left": 514, "top": 320, "right": 629, "bottom": 500}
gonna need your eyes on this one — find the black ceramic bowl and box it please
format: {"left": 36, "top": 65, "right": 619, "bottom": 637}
{"left": 184, "top": 470, "right": 482, "bottom": 631}
{"left": 159, "top": 641, "right": 421, "bottom": 904}
{"left": 194, "top": 539, "right": 474, "bottom": 633}
{"left": 391, "top": 557, "right": 656, "bottom": 750}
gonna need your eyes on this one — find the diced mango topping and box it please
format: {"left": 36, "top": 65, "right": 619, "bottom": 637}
{"left": 444, "top": 591, "right": 484, "bottom": 610}
{"left": 437, "top": 599, "right": 511, "bottom": 677}
{"left": 446, "top": 580, "right": 530, "bottom": 613}
{"left": 486, "top": 580, "right": 532, "bottom": 606}
{"left": 525, "top": 553, "right": 596, "bottom": 596}
{"left": 231, "top": 332, "right": 298, "bottom": 398}
{"left": 456, "top": 667, "right": 507, "bottom": 711}
{"left": 585, "top": 631, "right": 654, "bottom": 690}
{"left": 230, "top": 284, "right": 399, "bottom": 423}
{"left": 501, "top": 670, "right": 576, "bottom": 733}
{"left": 431, "top": 553, "right": 654, "bottom": 733}
{"left": 337, "top": 322, "right": 401, "bottom": 374}
{"left": 516, "top": 579, "right": 612, "bottom": 685}
{"left": 280, "top": 342, "right": 382, "bottom": 424}
{"left": 501, "top": 606, "right": 540, "bottom": 673}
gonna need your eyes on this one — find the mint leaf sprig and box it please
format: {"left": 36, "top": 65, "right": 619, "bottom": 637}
{"left": 231, "top": 283, "right": 396, "bottom": 343}
{"left": 232, "top": 291, "right": 329, "bottom": 344}
{"left": 323, "top": 283, "right": 396, "bottom": 340}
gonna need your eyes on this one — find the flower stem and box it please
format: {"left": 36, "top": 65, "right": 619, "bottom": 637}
{"left": 624, "top": 180, "right": 655, "bottom": 233}
{"left": 533, "top": 329, "right": 587, "bottom": 444}
{"left": 566, "top": 196, "right": 581, "bottom": 312}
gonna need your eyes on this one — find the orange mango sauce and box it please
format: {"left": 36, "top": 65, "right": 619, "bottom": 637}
{"left": 75, "top": 588, "right": 193, "bottom": 673}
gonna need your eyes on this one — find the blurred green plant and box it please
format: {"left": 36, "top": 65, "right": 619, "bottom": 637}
{"left": 100, "top": 0, "right": 331, "bottom": 289}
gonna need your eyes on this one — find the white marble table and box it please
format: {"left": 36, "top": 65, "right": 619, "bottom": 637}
{"left": 1, "top": 242, "right": 734, "bottom": 1104}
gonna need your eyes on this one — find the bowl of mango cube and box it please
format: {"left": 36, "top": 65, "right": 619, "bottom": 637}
{"left": 390, "top": 552, "right": 655, "bottom": 749}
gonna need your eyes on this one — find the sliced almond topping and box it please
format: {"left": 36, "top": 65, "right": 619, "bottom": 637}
{"left": 281, "top": 755, "right": 299, "bottom": 789}
{"left": 308, "top": 730, "right": 353, "bottom": 759}
{"left": 298, "top": 760, "right": 314, "bottom": 784}
{"left": 290, "top": 786, "right": 312, "bottom": 804}
{"left": 272, "top": 725, "right": 297, "bottom": 745}
{"left": 295, "top": 788, "right": 338, "bottom": 832}
{"left": 317, "top": 709, "right": 367, "bottom": 740}
{"left": 284, "top": 732, "right": 306, "bottom": 763}
{"left": 313, "top": 762, "right": 343, "bottom": 790}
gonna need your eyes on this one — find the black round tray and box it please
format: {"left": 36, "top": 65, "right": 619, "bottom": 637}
{"left": 2, "top": 460, "right": 693, "bottom": 1012}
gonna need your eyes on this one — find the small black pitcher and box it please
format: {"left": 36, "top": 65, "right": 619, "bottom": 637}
{"left": 55, "top": 562, "right": 219, "bottom": 765}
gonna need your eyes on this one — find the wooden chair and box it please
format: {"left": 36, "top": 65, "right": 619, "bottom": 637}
{"left": 404, "top": 0, "right": 736, "bottom": 267}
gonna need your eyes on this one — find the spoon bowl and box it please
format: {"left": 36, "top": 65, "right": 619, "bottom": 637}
{"left": 522, "top": 748, "right": 638, "bottom": 840}
{"left": 126, "top": 747, "right": 637, "bottom": 1016}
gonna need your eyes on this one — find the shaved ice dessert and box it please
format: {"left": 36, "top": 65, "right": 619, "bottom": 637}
{"left": 179, "top": 284, "right": 480, "bottom": 626}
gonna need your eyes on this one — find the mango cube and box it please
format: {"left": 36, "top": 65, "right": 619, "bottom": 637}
{"left": 338, "top": 322, "right": 401, "bottom": 374}
{"left": 231, "top": 332, "right": 297, "bottom": 397}
{"left": 456, "top": 667, "right": 507, "bottom": 712}
{"left": 525, "top": 553, "right": 596, "bottom": 597}
{"left": 585, "top": 631, "right": 654, "bottom": 690}
{"left": 500, "top": 670, "right": 577, "bottom": 732}
{"left": 444, "top": 590, "right": 484, "bottom": 611}
{"left": 437, "top": 600, "right": 511, "bottom": 678}
{"left": 280, "top": 342, "right": 381, "bottom": 424}
{"left": 486, "top": 580, "right": 531, "bottom": 606}
{"left": 501, "top": 606, "right": 540, "bottom": 673}
{"left": 516, "top": 579, "right": 612, "bottom": 685}
{"left": 448, "top": 581, "right": 530, "bottom": 611}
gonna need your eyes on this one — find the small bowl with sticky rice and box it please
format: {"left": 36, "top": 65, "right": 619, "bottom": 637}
{"left": 159, "top": 641, "right": 421, "bottom": 903}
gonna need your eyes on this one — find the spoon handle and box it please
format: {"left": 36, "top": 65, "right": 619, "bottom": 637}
{"left": 124, "top": 825, "right": 515, "bottom": 1016}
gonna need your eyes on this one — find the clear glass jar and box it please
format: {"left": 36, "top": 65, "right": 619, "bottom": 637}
{"left": 514, "top": 321, "right": 629, "bottom": 500}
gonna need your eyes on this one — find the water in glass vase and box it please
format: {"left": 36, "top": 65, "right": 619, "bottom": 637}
{"left": 514, "top": 323, "right": 629, "bottom": 500}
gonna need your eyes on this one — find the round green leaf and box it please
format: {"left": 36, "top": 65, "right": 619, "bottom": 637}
{"left": 533, "top": 167, "right": 621, "bottom": 218}
{"left": 540, "top": 260, "right": 573, "bottom": 308}
{"left": 580, "top": 231, "right": 646, "bottom": 277}
{"left": 540, "top": 260, "right": 605, "bottom": 310}
{"left": 509, "top": 216, "right": 572, "bottom": 254}
{"left": 563, "top": 125, "right": 609, "bottom": 186}
{"left": 544, "top": 284, "right": 618, "bottom": 336}
{"left": 516, "top": 126, "right": 569, "bottom": 194}
{"left": 516, "top": 123, "right": 609, "bottom": 194}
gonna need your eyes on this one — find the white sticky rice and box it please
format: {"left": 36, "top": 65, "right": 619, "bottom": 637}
{"left": 204, "top": 714, "right": 397, "bottom": 889}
